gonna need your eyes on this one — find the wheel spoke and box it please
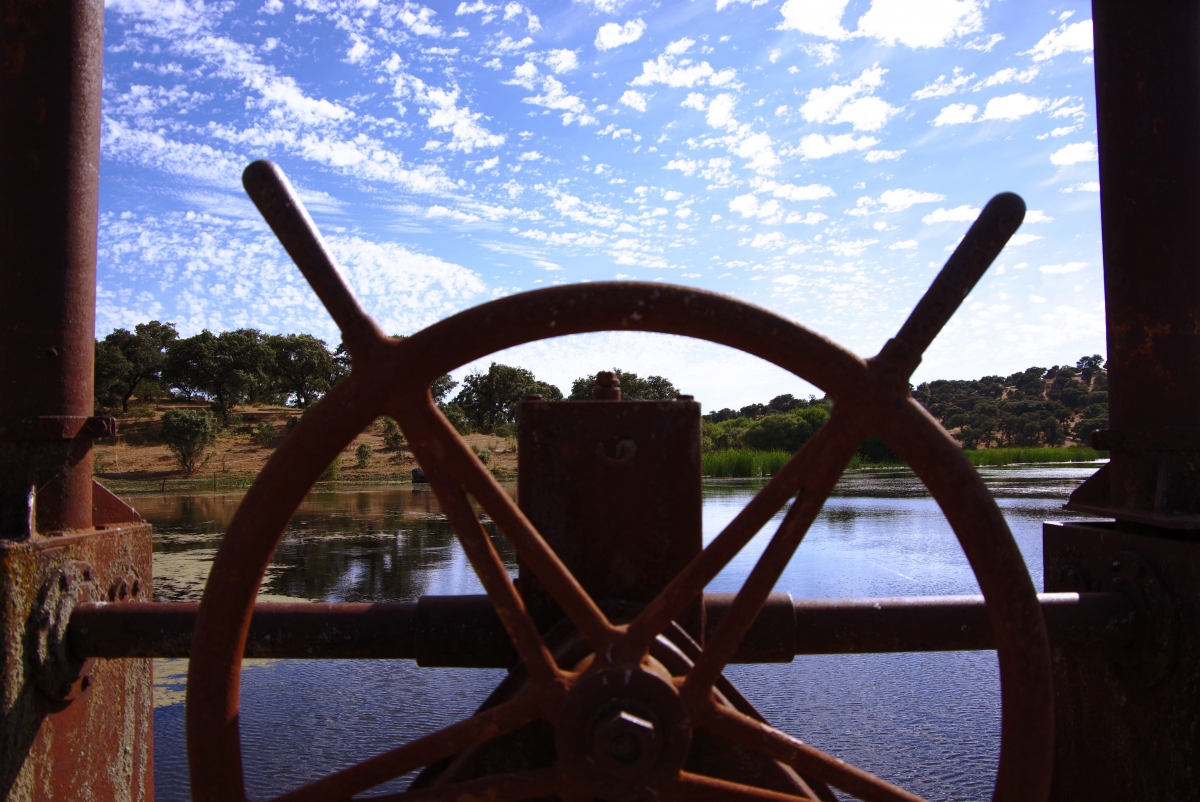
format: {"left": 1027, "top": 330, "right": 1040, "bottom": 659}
{"left": 400, "top": 401, "right": 619, "bottom": 654}
{"left": 397, "top": 408, "right": 561, "bottom": 686}
{"left": 703, "top": 705, "right": 927, "bottom": 802}
{"left": 624, "top": 410, "right": 863, "bottom": 660}
{"left": 681, "top": 409, "right": 863, "bottom": 699}
{"left": 666, "top": 772, "right": 818, "bottom": 801}
{"left": 241, "top": 160, "right": 387, "bottom": 356}
{"left": 268, "top": 696, "right": 538, "bottom": 802}
{"left": 358, "top": 768, "right": 559, "bottom": 802}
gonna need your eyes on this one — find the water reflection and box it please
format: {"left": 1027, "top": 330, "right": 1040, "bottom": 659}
{"left": 138, "top": 464, "right": 1100, "bottom": 802}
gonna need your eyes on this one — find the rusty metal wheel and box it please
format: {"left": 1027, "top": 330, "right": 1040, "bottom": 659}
{"left": 186, "top": 161, "right": 1053, "bottom": 802}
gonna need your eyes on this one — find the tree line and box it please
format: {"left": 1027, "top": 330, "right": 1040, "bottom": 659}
{"left": 95, "top": 323, "right": 1107, "bottom": 457}
{"left": 701, "top": 354, "right": 1108, "bottom": 459}
{"left": 94, "top": 323, "right": 678, "bottom": 437}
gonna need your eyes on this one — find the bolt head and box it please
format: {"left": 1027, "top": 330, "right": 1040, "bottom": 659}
{"left": 593, "top": 708, "right": 658, "bottom": 771}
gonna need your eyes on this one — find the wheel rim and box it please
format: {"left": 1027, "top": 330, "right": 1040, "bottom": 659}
{"left": 185, "top": 162, "right": 1053, "bottom": 802}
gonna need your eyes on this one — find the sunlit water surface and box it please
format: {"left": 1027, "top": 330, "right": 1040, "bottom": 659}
{"left": 137, "top": 464, "right": 1103, "bottom": 802}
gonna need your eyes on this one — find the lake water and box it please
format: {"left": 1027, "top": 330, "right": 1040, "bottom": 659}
{"left": 137, "top": 464, "right": 1102, "bottom": 802}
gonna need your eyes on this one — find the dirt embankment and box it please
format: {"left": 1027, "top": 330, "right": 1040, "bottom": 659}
{"left": 93, "top": 402, "right": 516, "bottom": 493}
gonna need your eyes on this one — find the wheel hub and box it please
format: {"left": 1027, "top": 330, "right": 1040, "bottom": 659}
{"left": 556, "top": 663, "right": 691, "bottom": 801}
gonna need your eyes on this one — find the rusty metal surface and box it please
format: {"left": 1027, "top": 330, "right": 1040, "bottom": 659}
{"left": 0, "top": 524, "right": 154, "bottom": 802}
{"left": 517, "top": 398, "right": 703, "bottom": 639}
{"left": 73, "top": 591, "right": 1132, "bottom": 663}
{"left": 1044, "top": 520, "right": 1200, "bottom": 801}
{"left": 1062, "top": 0, "right": 1200, "bottom": 527}
{"left": 0, "top": 0, "right": 106, "bottom": 536}
{"left": 182, "top": 161, "right": 1050, "bottom": 802}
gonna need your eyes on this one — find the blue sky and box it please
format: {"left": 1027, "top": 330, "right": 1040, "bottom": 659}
{"left": 98, "top": 0, "right": 1102, "bottom": 409}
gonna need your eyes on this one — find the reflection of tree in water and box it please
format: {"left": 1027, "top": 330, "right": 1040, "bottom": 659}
{"left": 135, "top": 487, "right": 519, "bottom": 603}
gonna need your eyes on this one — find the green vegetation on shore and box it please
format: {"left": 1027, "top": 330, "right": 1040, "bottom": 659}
{"left": 963, "top": 446, "right": 1107, "bottom": 466}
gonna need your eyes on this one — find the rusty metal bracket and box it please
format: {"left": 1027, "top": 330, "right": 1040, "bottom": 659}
{"left": 1056, "top": 548, "right": 1176, "bottom": 689}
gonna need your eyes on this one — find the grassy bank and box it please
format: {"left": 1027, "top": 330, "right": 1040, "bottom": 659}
{"left": 701, "top": 446, "right": 1107, "bottom": 478}
{"left": 963, "top": 446, "right": 1107, "bottom": 466}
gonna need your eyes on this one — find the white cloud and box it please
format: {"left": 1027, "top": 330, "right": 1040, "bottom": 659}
{"left": 864, "top": 149, "right": 904, "bottom": 162}
{"left": 889, "top": 240, "right": 918, "bottom": 249}
{"left": 800, "top": 67, "right": 899, "bottom": 132}
{"left": 778, "top": 0, "right": 850, "bottom": 40}
{"left": 629, "top": 43, "right": 731, "bottom": 88}
{"left": 544, "top": 49, "right": 579, "bottom": 73}
{"left": 1040, "top": 262, "right": 1087, "bottom": 274}
{"left": 595, "top": 18, "right": 645, "bottom": 51}
{"left": 878, "top": 188, "right": 945, "bottom": 211}
{"left": 576, "top": 0, "right": 627, "bottom": 11}
{"left": 523, "top": 76, "right": 596, "bottom": 125}
{"left": 932, "top": 103, "right": 978, "bottom": 125}
{"left": 981, "top": 93, "right": 1049, "bottom": 121}
{"left": 856, "top": 0, "right": 984, "bottom": 49}
{"left": 852, "top": 188, "right": 945, "bottom": 215}
{"left": 835, "top": 96, "right": 900, "bottom": 131}
{"left": 492, "top": 35, "right": 534, "bottom": 53}
{"left": 681, "top": 93, "right": 707, "bottom": 110}
{"left": 409, "top": 82, "right": 505, "bottom": 152}
{"left": 505, "top": 61, "right": 540, "bottom": 90}
{"left": 1030, "top": 295, "right": 1046, "bottom": 303}
{"left": 981, "top": 66, "right": 1039, "bottom": 87}
{"left": 922, "top": 205, "right": 980, "bottom": 224}
{"left": 911, "top": 69, "right": 974, "bottom": 100}
{"left": 96, "top": 211, "right": 485, "bottom": 340}
{"left": 1061, "top": 181, "right": 1100, "bottom": 193}
{"left": 517, "top": 150, "right": 542, "bottom": 160}
{"left": 619, "top": 90, "right": 647, "bottom": 112}
{"left": 1024, "top": 210, "right": 1053, "bottom": 223}
{"left": 729, "top": 194, "right": 783, "bottom": 222}
{"left": 665, "top": 38, "right": 694, "bottom": 55}
{"left": 802, "top": 43, "right": 839, "bottom": 65}
{"left": 1050, "top": 141, "right": 1098, "bottom": 165}
{"left": 346, "top": 35, "right": 372, "bottom": 64}
{"left": 788, "top": 211, "right": 828, "bottom": 225}
{"left": 751, "top": 178, "right": 835, "bottom": 201}
{"left": 663, "top": 157, "right": 735, "bottom": 187}
{"left": 1025, "top": 19, "right": 1093, "bottom": 62}
{"left": 798, "top": 133, "right": 878, "bottom": 159}
{"left": 706, "top": 93, "right": 738, "bottom": 130}
{"left": 1006, "top": 233, "right": 1043, "bottom": 246}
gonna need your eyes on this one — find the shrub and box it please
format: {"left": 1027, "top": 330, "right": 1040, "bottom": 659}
{"left": 355, "top": 442, "right": 372, "bottom": 468}
{"left": 251, "top": 420, "right": 279, "bottom": 448}
{"left": 741, "top": 414, "right": 813, "bottom": 452}
{"left": 160, "top": 409, "right": 216, "bottom": 474}
{"left": 472, "top": 445, "right": 492, "bottom": 465}
{"left": 857, "top": 435, "right": 901, "bottom": 465}
{"left": 320, "top": 456, "right": 342, "bottom": 481}
{"left": 381, "top": 417, "right": 405, "bottom": 450}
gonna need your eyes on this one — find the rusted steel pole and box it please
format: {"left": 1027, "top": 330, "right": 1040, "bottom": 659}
{"left": 0, "top": 0, "right": 105, "bottom": 536}
{"left": 1090, "top": 0, "right": 1200, "bottom": 524}
{"left": 68, "top": 592, "right": 1135, "bottom": 662}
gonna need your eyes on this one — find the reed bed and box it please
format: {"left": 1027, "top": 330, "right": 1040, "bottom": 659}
{"left": 964, "top": 447, "right": 1108, "bottom": 466}
{"left": 702, "top": 446, "right": 1107, "bottom": 477}
{"left": 703, "top": 450, "right": 797, "bottom": 478}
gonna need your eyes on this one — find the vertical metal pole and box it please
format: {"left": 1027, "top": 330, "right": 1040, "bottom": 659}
{"left": 0, "top": 0, "right": 104, "bottom": 534}
{"left": 1092, "top": 0, "right": 1200, "bottom": 522}
{"left": 1046, "top": 5, "right": 1200, "bottom": 798}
